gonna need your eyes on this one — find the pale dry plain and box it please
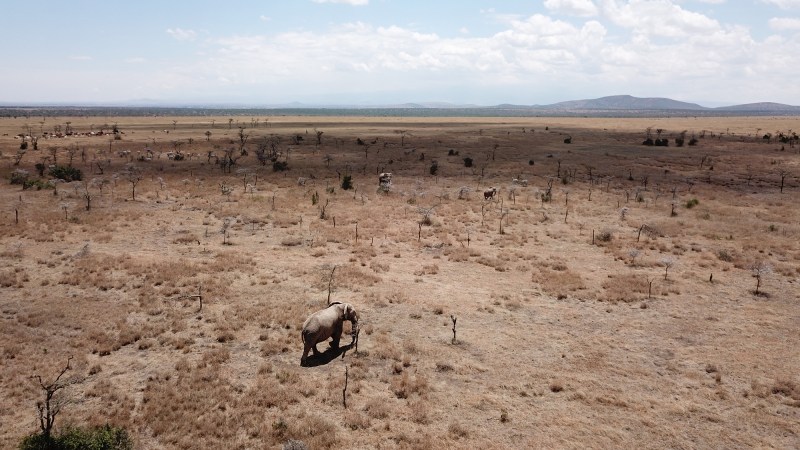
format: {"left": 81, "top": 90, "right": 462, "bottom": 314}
{"left": 0, "top": 114, "right": 798, "bottom": 449}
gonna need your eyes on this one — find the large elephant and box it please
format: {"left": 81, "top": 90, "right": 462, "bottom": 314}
{"left": 301, "top": 302, "right": 359, "bottom": 363}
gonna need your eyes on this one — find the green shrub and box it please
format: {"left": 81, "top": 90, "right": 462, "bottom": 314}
{"left": 20, "top": 425, "right": 133, "bottom": 450}
{"left": 10, "top": 169, "right": 30, "bottom": 185}
{"left": 48, "top": 165, "right": 82, "bottom": 182}
{"left": 685, "top": 198, "right": 699, "bottom": 209}
{"left": 23, "top": 179, "right": 52, "bottom": 190}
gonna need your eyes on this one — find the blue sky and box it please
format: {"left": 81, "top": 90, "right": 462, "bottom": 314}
{"left": 2, "top": 0, "right": 800, "bottom": 106}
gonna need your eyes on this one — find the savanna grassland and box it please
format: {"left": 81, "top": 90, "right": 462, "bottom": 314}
{"left": 0, "top": 113, "right": 799, "bottom": 449}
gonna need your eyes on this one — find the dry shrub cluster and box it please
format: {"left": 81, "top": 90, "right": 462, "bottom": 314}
{"left": 531, "top": 265, "right": 585, "bottom": 296}
{"left": 600, "top": 273, "right": 650, "bottom": 303}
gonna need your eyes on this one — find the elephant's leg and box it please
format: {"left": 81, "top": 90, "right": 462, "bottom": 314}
{"left": 331, "top": 322, "right": 343, "bottom": 348}
{"left": 311, "top": 343, "right": 321, "bottom": 355}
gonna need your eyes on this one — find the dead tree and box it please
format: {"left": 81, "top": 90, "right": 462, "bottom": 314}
{"left": 450, "top": 315, "right": 458, "bottom": 344}
{"left": 121, "top": 165, "right": 142, "bottom": 200}
{"left": 342, "top": 365, "right": 349, "bottom": 408}
{"left": 32, "top": 356, "right": 78, "bottom": 440}
{"left": 174, "top": 285, "right": 204, "bottom": 312}
{"left": 237, "top": 127, "right": 250, "bottom": 156}
{"left": 751, "top": 261, "right": 771, "bottom": 295}
{"left": 327, "top": 266, "right": 337, "bottom": 305}
{"left": 778, "top": 169, "right": 790, "bottom": 193}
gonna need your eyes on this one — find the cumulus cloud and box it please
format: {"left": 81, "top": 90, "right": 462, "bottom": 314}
{"left": 166, "top": 28, "right": 197, "bottom": 41}
{"left": 761, "top": 0, "right": 800, "bottom": 9}
{"left": 600, "top": 0, "right": 721, "bottom": 38}
{"left": 544, "top": 0, "right": 599, "bottom": 17}
{"left": 312, "top": 0, "right": 369, "bottom": 5}
{"left": 769, "top": 17, "right": 800, "bottom": 30}
{"left": 143, "top": 2, "right": 800, "bottom": 104}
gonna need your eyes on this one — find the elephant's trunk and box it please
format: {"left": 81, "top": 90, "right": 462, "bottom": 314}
{"left": 349, "top": 320, "right": 359, "bottom": 346}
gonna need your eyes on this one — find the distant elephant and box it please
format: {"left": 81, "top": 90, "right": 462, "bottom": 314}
{"left": 301, "top": 302, "right": 359, "bottom": 363}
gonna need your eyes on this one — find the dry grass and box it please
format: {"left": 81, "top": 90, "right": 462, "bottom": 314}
{"left": 1, "top": 115, "right": 799, "bottom": 449}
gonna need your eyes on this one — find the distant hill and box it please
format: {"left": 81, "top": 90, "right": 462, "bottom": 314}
{"left": 714, "top": 102, "right": 800, "bottom": 112}
{"left": 543, "top": 95, "right": 707, "bottom": 111}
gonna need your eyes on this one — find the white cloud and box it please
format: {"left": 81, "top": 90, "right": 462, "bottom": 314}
{"left": 544, "top": 0, "right": 599, "bottom": 17}
{"left": 69, "top": 55, "right": 92, "bottom": 61}
{"left": 769, "top": 17, "right": 800, "bottom": 30}
{"left": 166, "top": 28, "right": 197, "bottom": 41}
{"left": 600, "top": 0, "right": 721, "bottom": 38}
{"left": 74, "top": 3, "right": 798, "bottom": 105}
{"left": 312, "top": 0, "right": 369, "bottom": 5}
{"left": 761, "top": 0, "right": 800, "bottom": 9}
{"left": 259, "top": 15, "right": 271, "bottom": 22}
{"left": 124, "top": 57, "right": 146, "bottom": 63}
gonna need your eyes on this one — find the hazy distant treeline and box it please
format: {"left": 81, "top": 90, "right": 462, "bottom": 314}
{"left": 1, "top": 106, "right": 796, "bottom": 119}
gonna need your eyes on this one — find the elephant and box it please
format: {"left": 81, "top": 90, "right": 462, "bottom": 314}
{"left": 301, "top": 302, "right": 359, "bottom": 363}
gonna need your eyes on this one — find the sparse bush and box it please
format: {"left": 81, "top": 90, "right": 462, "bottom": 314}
{"left": 23, "top": 178, "right": 51, "bottom": 190}
{"left": 448, "top": 422, "right": 469, "bottom": 438}
{"left": 341, "top": 175, "right": 353, "bottom": 190}
{"left": 717, "top": 249, "right": 734, "bottom": 262}
{"left": 283, "top": 439, "right": 309, "bottom": 450}
{"left": 596, "top": 229, "right": 613, "bottom": 243}
{"left": 10, "top": 169, "right": 30, "bottom": 185}
{"left": 429, "top": 161, "right": 439, "bottom": 175}
{"left": 273, "top": 161, "right": 289, "bottom": 172}
{"left": 49, "top": 165, "right": 82, "bottom": 182}
{"left": 685, "top": 198, "right": 699, "bottom": 208}
{"left": 20, "top": 425, "right": 133, "bottom": 450}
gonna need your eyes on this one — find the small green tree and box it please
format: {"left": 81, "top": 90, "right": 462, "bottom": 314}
{"left": 48, "top": 165, "right": 82, "bottom": 182}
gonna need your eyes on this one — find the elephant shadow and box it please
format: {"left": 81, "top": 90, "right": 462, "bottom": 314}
{"left": 301, "top": 343, "right": 355, "bottom": 367}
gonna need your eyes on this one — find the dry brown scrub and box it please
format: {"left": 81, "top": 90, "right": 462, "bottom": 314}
{"left": 1, "top": 115, "right": 799, "bottom": 448}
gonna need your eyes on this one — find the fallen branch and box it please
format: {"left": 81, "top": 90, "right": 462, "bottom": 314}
{"left": 172, "top": 285, "right": 203, "bottom": 312}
